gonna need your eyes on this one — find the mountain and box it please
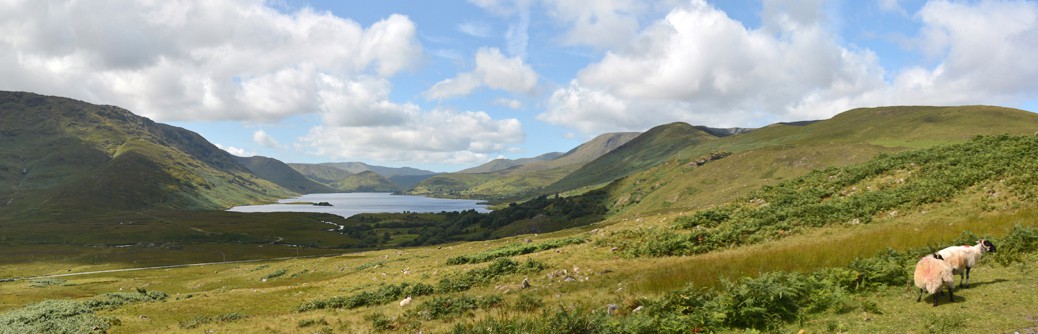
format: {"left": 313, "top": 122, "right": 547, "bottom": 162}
{"left": 290, "top": 162, "right": 434, "bottom": 191}
{"left": 234, "top": 156, "right": 336, "bottom": 194}
{"left": 288, "top": 163, "right": 355, "bottom": 184}
{"left": 320, "top": 162, "right": 436, "bottom": 177}
{"left": 0, "top": 91, "right": 293, "bottom": 215}
{"left": 457, "top": 152, "right": 564, "bottom": 174}
{"left": 332, "top": 170, "right": 402, "bottom": 192}
{"left": 409, "top": 132, "right": 639, "bottom": 200}
{"left": 543, "top": 123, "right": 720, "bottom": 194}
{"left": 602, "top": 105, "right": 1038, "bottom": 217}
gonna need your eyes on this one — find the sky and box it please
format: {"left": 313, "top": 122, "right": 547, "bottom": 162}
{"left": 2, "top": 0, "right": 1038, "bottom": 172}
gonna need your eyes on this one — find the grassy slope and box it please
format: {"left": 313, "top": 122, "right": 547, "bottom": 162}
{"left": 543, "top": 123, "right": 719, "bottom": 194}
{"left": 6, "top": 132, "right": 1038, "bottom": 333}
{"left": 607, "top": 105, "right": 1038, "bottom": 218}
{"left": 287, "top": 163, "right": 354, "bottom": 185}
{"left": 0, "top": 92, "right": 294, "bottom": 216}
{"left": 332, "top": 170, "right": 403, "bottom": 192}
{"left": 234, "top": 156, "right": 336, "bottom": 194}
{"left": 409, "top": 132, "right": 639, "bottom": 201}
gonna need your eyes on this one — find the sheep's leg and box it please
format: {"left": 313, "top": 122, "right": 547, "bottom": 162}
{"left": 963, "top": 266, "right": 971, "bottom": 288}
{"left": 932, "top": 291, "right": 939, "bottom": 307}
{"left": 916, "top": 288, "right": 923, "bottom": 302}
{"left": 946, "top": 285, "right": 954, "bottom": 304}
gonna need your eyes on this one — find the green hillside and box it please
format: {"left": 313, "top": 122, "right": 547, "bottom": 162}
{"left": 457, "top": 152, "right": 563, "bottom": 174}
{"left": 333, "top": 170, "right": 402, "bottom": 192}
{"left": 543, "top": 122, "right": 719, "bottom": 194}
{"left": 0, "top": 91, "right": 294, "bottom": 216}
{"left": 6, "top": 134, "right": 1038, "bottom": 333}
{"left": 235, "top": 156, "right": 336, "bottom": 194}
{"left": 288, "top": 163, "right": 355, "bottom": 184}
{"left": 605, "top": 105, "right": 1038, "bottom": 218}
{"left": 409, "top": 132, "right": 639, "bottom": 201}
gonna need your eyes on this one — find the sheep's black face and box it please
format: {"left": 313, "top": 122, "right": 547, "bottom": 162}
{"left": 932, "top": 253, "right": 943, "bottom": 260}
{"left": 982, "top": 240, "right": 996, "bottom": 252}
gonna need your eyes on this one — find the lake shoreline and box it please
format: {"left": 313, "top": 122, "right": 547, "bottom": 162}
{"left": 228, "top": 192, "right": 491, "bottom": 219}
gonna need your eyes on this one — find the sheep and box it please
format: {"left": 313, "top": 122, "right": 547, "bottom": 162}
{"left": 914, "top": 253, "right": 954, "bottom": 307}
{"left": 937, "top": 239, "right": 996, "bottom": 288}
{"left": 399, "top": 295, "right": 412, "bottom": 307}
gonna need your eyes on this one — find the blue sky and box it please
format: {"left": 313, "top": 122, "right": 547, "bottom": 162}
{"left": 2, "top": 0, "right": 1037, "bottom": 172}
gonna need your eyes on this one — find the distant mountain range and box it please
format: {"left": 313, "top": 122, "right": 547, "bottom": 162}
{"left": 4, "top": 90, "right": 1038, "bottom": 218}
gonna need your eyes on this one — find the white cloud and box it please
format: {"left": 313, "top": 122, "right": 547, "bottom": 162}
{"left": 424, "top": 48, "right": 537, "bottom": 99}
{"left": 540, "top": 0, "right": 886, "bottom": 133}
{"left": 494, "top": 98, "right": 524, "bottom": 109}
{"left": 468, "top": 0, "right": 532, "bottom": 57}
{"left": 0, "top": 0, "right": 421, "bottom": 122}
{"left": 458, "top": 21, "right": 493, "bottom": 38}
{"left": 215, "top": 143, "right": 255, "bottom": 157}
{"left": 298, "top": 109, "right": 524, "bottom": 165}
{"left": 542, "top": 0, "right": 645, "bottom": 49}
{"left": 252, "top": 130, "right": 280, "bottom": 148}
{"left": 878, "top": 0, "right": 907, "bottom": 15}
{"left": 540, "top": 0, "right": 1038, "bottom": 135}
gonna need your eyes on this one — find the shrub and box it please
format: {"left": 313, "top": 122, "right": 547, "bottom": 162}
{"left": 992, "top": 224, "right": 1038, "bottom": 265}
{"left": 262, "top": 269, "right": 288, "bottom": 280}
{"left": 0, "top": 290, "right": 168, "bottom": 334}
{"left": 297, "top": 318, "right": 328, "bottom": 328}
{"left": 847, "top": 248, "right": 910, "bottom": 290}
{"left": 178, "top": 312, "right": 248, "bottom": 329}
{"left": 514, "top": 294, "right": 543, "bottom": 312}
{"left": 446, "top": 237, "right": 587, "bottom": 265}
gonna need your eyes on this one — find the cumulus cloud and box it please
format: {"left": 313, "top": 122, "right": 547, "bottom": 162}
{"left": 215, "top": 143, "right": 255, "bottom": 157}
{"left": 252, "top": 130, "right": 280, "bottom": 148}
{"left": 0, "top": 0, "right": 421, "bottom": 122}
{"left": 0, "top": 0, "right": 529, "bottom": 166}
{"left": 424, "top": 48, "right": 538, "bottom": 99}
{"left": 542, "top": 0, "right": 646, "bottom": 49}
{"left": 539, "top": 0, "right": 1038, "bottom": 135}
{"left": 494, "top": 98, "right": 524, "bottom": 109}
{"left": 298, "top": 109, "right": 524, "bottom": 165}
{"left": 540, "top": 0, "right": 885, "bottom": 133}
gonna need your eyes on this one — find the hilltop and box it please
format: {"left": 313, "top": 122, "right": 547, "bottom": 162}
{"left": 0, "top": 92, "right": 307, "bottom": 216}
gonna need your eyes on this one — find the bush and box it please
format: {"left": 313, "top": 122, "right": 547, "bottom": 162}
{"left": 514, "top": 294, "right": 543, "bottom": 312}
{"left": 262, "top": 269, "right": 288, "bottom": 280}
{"left": 178, "top": 312, "right": 248, "bottom": 329}
{"left": 297, "top": 281, "right": 437, "bottom": 312}
{"left": 446, "top": 237, "right": 587, "bottom": 265}
{"left": 297, "top": 318, "right": 328, "bottom": 328}
{"left": 992, "top": 224, "right": 1038, "bottom": 265}
{"left": 847, "top": 248, "right": 910, "bottom": 290}
{"left": 0, "top": 290, "right": 168, "bottom": 334}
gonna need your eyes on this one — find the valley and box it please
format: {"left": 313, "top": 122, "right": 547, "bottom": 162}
{"left": 3, "top": 92, "right": 1038, "bottom": 333}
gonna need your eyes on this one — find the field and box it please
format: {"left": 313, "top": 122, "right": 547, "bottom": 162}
{"left": 2, "top": 195, "right": 1037, "bottom": 333}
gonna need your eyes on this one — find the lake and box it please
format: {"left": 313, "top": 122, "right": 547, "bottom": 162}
{"left": 227, "top": 192, "right": 491, "bottom": 218}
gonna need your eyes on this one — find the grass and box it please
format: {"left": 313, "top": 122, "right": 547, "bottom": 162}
{"left": 3, "top": 103, "right": 1038, "bottom": 332}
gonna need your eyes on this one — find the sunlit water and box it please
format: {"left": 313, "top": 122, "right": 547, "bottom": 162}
{"left": 227, "top": 192, "right": 491, "bottom": 218}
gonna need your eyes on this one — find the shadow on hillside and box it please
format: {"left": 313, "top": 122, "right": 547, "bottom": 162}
{"left": 919, "top": 292, "right": 965, "bottom": 306}
{"left": 962, "top": 278, "right": 1009, "bottom": 289}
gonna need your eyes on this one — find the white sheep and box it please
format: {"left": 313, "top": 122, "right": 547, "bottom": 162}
{"left": 399, "top": 295, "right": 412, "bottom": 307}
{"left": 937, "top": 239, "right": 996, "bottom": 288}
{"left": 913, "top": 253, "right": 955, "bottom": 307}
